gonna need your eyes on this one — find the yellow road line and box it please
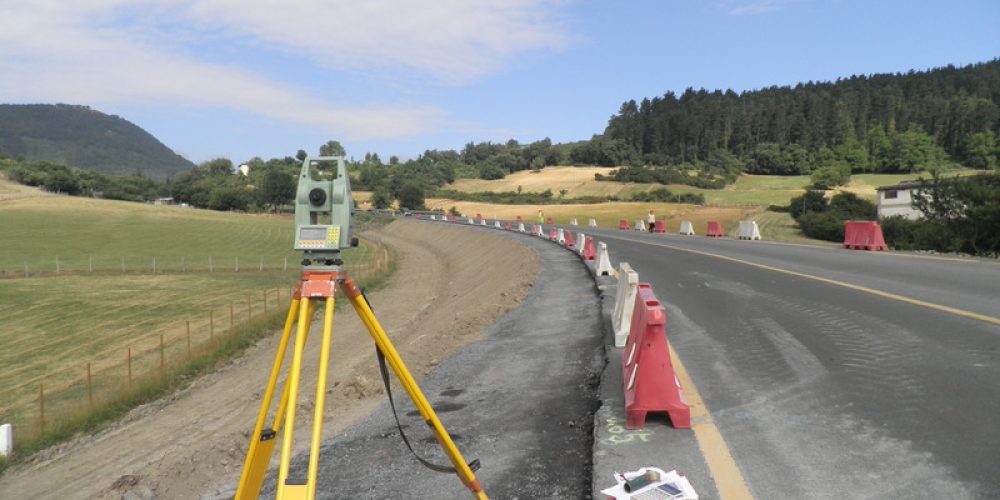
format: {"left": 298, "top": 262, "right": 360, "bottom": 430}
{"left": 621, "top": 237, "right": 1000, "bottom": 326}
{"left": 669, "top": 348, "right": 754, "bottom": 500}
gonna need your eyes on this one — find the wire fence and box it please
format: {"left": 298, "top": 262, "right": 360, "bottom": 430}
{"left": 0, "top": 239, "right": 391, "bottom": 450}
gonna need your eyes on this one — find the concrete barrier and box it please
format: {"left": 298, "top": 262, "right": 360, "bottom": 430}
{"left": 678, "top": 220, "right": 695, "bottom": 235}
{"left": 634, "top": 220, "right": 647, "bottom": 232}
{"left": 737, "top": 220, "right": 761, "bottom": 240}
{"left": 494, "top": 220, "right": 502, "bottom": 229}
{"left": 0, "top": 423, "right": 12, "bottom": 456}
{"left": 653, "top": 221, "right": 666, "bottom": 233}
{"left": 577, "top": 232, "right": 587, "bottom": 256}
{"left": 596, "top": 242, "right": 614, "bottom": 276}
{"left": 549, "top": 227, "right": 559, "bottom": 241}
{"left": 843, "top": 221, "right": 887, "bottom": 251}
{"left": 706, "top": 221, "right": 724, "bottom": 237}
{"left": 612, "top": 263, "right": 639, "bottom": 347}
{"left": 480, "top": 218, "right": 488, "bottom": 226}
{"left": 565, "top": 230, "right": 576, "bottom": 248}
{"left": 583, "top": 236, "right": 597, "bottom": 260}
{"left": 570, "top": 218, "right": 578, "bottom": 226}
{"left": 557, "top": 228, "right": 567, "bottom": 245}
{"left": 622, "top": 285, "right": 690, "bottom": 429}
{"left": 588, "top": 218, "right": 598, "bottom": 228}
{"left": 546, "top": 217, "right": 554, "bottom": 225}
{"left": 619, "top": 220, "right": 629, "bottom": 230}
{"left": 517, "top": 222, "right": 526, "bottom": 232}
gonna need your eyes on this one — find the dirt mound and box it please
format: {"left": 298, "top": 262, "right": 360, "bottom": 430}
{"left": 0, "top": 219, "right": 540, "bottom": 499}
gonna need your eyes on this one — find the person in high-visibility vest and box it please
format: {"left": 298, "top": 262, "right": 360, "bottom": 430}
{"left": 647, "top": 210, "right": 655, "bottom": 232}
{"left": 537, "top": 209, "right": 544, "bottom": 223}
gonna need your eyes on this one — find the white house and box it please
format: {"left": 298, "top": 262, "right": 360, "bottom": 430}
{"left": 876, "top": 181, "right": 924, "bottom": 220}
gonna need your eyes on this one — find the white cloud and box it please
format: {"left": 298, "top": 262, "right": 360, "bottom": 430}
{"left": 726, "top": 0, "right": 801, "bottom": 16}
{"left": 0, "top": 0, "right": 571, "bottom": 140}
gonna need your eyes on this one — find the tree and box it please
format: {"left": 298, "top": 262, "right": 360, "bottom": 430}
{"left": 371, "top": 186, "right": 392, "bottom": 209}
{"left": 295, "top": 150, "right": 308, "bottom": 162}
{"left": 319, "top": 140, "right": 346, "bottom": 157}
{"left": 789, "top": 190, "right": 828, "bottom": 220}
{"left": 397, "top": 181, "right": 425, "bottom": 210}
{"left": 962, "top": 131, "right": 998, "bottom": 169}
{"left": 258, "top": 169, "right": 295, "bottom": 211}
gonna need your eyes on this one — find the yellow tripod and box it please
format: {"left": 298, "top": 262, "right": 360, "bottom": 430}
{"left": 235, "top": 269, "right": 487, "bottom": 499}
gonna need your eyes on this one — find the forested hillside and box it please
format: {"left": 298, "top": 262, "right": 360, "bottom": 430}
{"left": 574, "top": 60, "right": 1000, "bottom": 175}
{"left": 0, "top": 104, "right": 194, "bottom": 179}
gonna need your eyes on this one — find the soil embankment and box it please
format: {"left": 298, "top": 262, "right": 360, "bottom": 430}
{"left": 0, "top": 219, "right": 540, "bottom": 499}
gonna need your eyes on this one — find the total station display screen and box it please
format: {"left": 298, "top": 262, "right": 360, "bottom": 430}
{"left": 299, "top": 227, "right": 328, "bottom": 240}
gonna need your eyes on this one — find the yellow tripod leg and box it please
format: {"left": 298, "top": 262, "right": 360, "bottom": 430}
{"left": 342, "top": 280, "right": 487, "bottom": 499}
{"left": 276, "top": 298, "right": 318, "bottom": 500}
{"left": 305, "top": 296, "right": 335, "bottom": 499}
{"left": 236, "top": 296, "right": 301, "bottom": 500}
{"left": 236, "top": 299, "right": 319, "bottom": 499}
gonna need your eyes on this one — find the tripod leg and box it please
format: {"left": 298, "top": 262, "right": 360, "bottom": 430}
{"left": 236, "top": 296, "right": 301, "bottom": 500}
{"left": 305, "top": 296, "right": 335, "bottom": 499}
{"left": 276, "top": 297, "right": 318, "bottom": 500}
{"left": 341, "top": 279, "right": 487, "bottom": 499}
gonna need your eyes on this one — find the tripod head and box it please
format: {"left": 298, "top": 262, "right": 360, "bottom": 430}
{"left": 293, "top": 156, "right": 357, "bottom": 268}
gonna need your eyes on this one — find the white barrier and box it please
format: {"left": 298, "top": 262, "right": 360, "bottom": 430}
{"left": 0, "top": 423, "right": 11, "bottom": 456}
{"left": 577, "top": 232, "right": 587, "bottom": 256}
{"left": 738, "top": 220, "right": 762, "bottom": 240}
{"left": 588, "top": 218, "right": 598, "bottom": 228}
{"left": 430, "top": 214, "right": 436, "bottom": 220}
{"left": 557, "top": 228, "right": 566, "bottom": 245}
{"left": 679, "top": 220, "right": 695, "bottom": 235}
{"left": 611, "top": 263, "right": 639, "bottom": 347}
{"left": 538, "top": 226, "right": 548, "bottom": 238}
{"left": 517, "top": 222, "right": 526, "bottom": 232}
{"left": 596, "top": 242, "right": 614, "bottom": 276}
{"left": 494, "top": 220, "right": 502, "bottom": 229}
{"left": 634, "top": 220, "right": 647, "bottom": 232}
{"left": 467, "top": 217, "right": 475, "bottom": 225}
{"left": 570, "top": 218, "right": 578, "bottom": 226}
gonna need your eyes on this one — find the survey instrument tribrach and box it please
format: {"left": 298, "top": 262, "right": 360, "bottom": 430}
{"left": 235, "top": 156, "right": 487, "bottom": 499}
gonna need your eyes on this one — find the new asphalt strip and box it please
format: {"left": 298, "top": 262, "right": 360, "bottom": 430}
{"left": 265, "top": 226, "right": 609, "bottom": 499}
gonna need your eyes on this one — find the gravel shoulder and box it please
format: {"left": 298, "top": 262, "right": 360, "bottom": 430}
{"left": 0, "top": 219, "right": 540, "bottom": 499}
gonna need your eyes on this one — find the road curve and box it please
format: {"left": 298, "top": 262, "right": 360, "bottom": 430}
{"left": 583, "top": 226, "right": 1000, "bottom": 499}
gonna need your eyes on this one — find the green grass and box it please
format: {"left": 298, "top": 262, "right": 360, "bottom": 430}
{"left": 0, "top": 196, "right": 393, "bottom": 471}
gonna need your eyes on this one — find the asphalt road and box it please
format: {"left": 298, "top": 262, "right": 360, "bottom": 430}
{"left": 583, "top": 227, "right": 1000, "bottom": 499}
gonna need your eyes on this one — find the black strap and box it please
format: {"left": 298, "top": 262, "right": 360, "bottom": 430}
{"left": 361, "top": 290, "right": 480, "bottom": 475}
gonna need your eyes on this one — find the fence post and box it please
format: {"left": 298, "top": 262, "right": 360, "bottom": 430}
{"left": 283, "top": 256, "right": 288, "bottom": 272}
{"left": 153, "top": 257, "right": 157, "bottom": 274}
{"left": 235, "top": 256, "right": 239, "bottom": 272}
{"left": 159, "top": 334, "right": 165, "bottom": 372}
{"left": 121, "top": 256, "right": 126, "bottom": 273}
{"left": 209, "top": 256, "right": 213, "bottom": 273}
{"left": 39, "top": 384, "right": 46, "bottom": 434}
{"left": 263, "top": 289, "right": 268, "bottom": 311}
{"left": 259, "top": 256, "right": 263, "bottom": 272}
{"left": 181, "top": 256, "right": 186, "bottom": 273}
{"left": 24, "top": 260, "right": 28, "bottom": 278}
{"left": 247, "top": 293, "right": 252, "bottom": 319}
{"left": 186, "top": 320, "right": 191, "bottom": 356}
{"left": 89, "top": 255, "right": 93, "bottom": 273}
{"left": 87, "top": 362, "right": 93, "bottom": 407}
{"left": 230, "top": 302, "right": 234, "bottom": 327}
{"left": 56, "top": 256, "right": 60, "bottom": 273}
{"left": 210, "top": 311, "right": 214, "bottom": 340}
{"left": 127, "top": 347, "right": 133, "bottom": 389}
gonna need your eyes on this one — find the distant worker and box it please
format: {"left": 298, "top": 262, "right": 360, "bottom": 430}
{"left": 647, "top": 210, "right": 656, "bottom": 232}
{"left": 537, "top": 209, "right": 544, "bottom": 223}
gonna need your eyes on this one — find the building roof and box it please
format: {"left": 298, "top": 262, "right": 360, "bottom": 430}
{"left": 876, "top": 180, "right": 927, "bottom": 191}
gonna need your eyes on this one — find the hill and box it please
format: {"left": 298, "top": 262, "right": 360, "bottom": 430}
{"left": 0, "top": 104, "right": 194, "bottom": 179}
{"left": 584, "top": 59, "right": 1000, "bottom": 171}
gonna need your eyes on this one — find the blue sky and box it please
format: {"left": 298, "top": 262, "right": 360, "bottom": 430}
{"left": 1, "top": 0, "right": 998, "bottom": 165}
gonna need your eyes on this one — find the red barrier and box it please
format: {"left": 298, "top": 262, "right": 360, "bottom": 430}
{"left": 706, "top": 221, "right": 724, "bottom": 237}
{"left": 516, "top": 215, "right": 523, "bottom": 222}
{"left": 653, "top": 221, "right": 666, "bottom": 233}
{"left": 532, "top": 224, "right": 542, "bottom": 236}
{"left": 565, "top": 231, "right": 576, "bottom": 248}
{"left": 619, "top": 219, "right": 630, "bottom": 230}
{"left": 549, "top": 227, "right": 558, "bottom": 240}
{"left": 843, "top": 221, "right": 887, "bottom": 251}
{"left": 448, "top": 215, "right": 457, "bottom": 222}
{"left": 546, "top": 217, "right": 554, "bottom": 225}
{"left": 583, "top": 236, "right": 597, "bottom": 260}
{"left": 622, "top": 284, "right": 690, "bottom": 430}
{"left": 504, "top": 222, "right": 512, "bottom": 231}
{"left": 415, "top": 214, "right": 423, "bottom": 220}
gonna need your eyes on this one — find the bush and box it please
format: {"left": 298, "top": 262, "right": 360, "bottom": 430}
{"left": 797, "top": 212, "right": 845, "bottom": 241}
{"left": 811, "top": 163, "right": 851, "bottom": 189}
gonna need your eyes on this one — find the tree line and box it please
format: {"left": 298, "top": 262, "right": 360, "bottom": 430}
{"left": 572, "top": 59, "right": 1000, "bottom": 184}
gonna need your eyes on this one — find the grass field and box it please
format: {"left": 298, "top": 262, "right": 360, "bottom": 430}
{"left": 0, "top": 189, "right": 384, "bottom": 449}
